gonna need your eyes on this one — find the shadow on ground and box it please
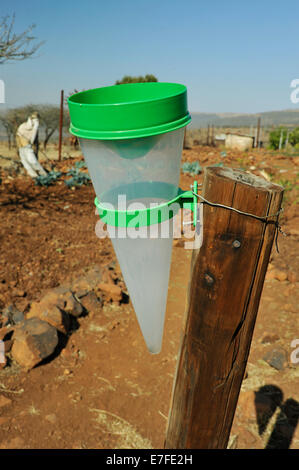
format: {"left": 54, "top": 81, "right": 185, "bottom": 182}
{"left": 254, "top": 384, "right": 299, "bottom": 449}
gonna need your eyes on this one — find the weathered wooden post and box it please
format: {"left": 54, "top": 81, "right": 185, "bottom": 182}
{"left": 206, "top": 124, "right": 210, "bottom": 146}
{"left": 58, "top": 89, "right": 64, "bottom": 161}
{"left": 256, "top": 116, "right": 261, "bottom": 148}
{"left": 165, "top": 166, "right": 284, "bottom": 449}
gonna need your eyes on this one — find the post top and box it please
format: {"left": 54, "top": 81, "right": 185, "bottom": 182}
{"left": 206, "top": 166, "right": 284, "bottom": 193}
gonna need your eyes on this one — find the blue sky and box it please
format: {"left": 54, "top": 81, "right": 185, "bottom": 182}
{"left": 0, "top": 0, "right": 299, "bottom": 113}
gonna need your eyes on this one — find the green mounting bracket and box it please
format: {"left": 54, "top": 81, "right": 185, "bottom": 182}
{"left": 94, "top": 181, "right": 198, "bottom": 228}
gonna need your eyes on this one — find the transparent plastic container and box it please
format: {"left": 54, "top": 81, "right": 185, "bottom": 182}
{"left": 79, "top": 127, "right": 184, "bottom": 207}
{"left": 80, "top": 127, "right": 184, "bottom": 354}
{"left": 110, "top": 222, "right": 173, "bottom": 353}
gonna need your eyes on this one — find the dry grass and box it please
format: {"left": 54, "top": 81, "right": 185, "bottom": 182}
{"left": 90, "top": 408, "right": 152, "bottom": 449}
{"left": 27, "top": 404, "right": 40, "bottom": 416}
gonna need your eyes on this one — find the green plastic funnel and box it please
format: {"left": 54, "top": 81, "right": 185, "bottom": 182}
{"left": 68, "top": 82, "right": 190, "bottom": 140}
{"left": 68, "top": 82, "right": 191, "bottom": 354}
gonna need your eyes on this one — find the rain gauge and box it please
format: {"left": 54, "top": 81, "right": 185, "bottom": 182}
{"left": 68, "top": 82, "right": 196, "bottom": 354}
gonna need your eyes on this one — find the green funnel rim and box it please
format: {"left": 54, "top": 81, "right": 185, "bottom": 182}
{"left": 68, "top": 82, "right": 187, "bottom": 107}
{"left": 68, "top": 82, "right": 191, "bottom": 140}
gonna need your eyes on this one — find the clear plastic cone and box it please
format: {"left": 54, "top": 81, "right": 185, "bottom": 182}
{"left": 80, "top": 127, "right": 185, "bottom": 353}
{"left": 108, "top": 221, "right": 174, "bottom": 354}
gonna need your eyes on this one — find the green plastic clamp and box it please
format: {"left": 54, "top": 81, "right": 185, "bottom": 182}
{"left": 94, "top": 181, "right": 198, "bottom": 228}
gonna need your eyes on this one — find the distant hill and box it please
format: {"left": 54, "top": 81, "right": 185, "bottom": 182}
{"left": 189, "top": 109, "right": 299, "bottom": 128}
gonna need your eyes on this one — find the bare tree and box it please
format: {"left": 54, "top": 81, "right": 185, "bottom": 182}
{"left": 38, "top": 105, "right": 61, "bottom": 150}
{"left": 0, "top": 14, "right": 44, "bottom": 64}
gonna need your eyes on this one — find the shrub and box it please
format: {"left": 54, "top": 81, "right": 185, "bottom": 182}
{"left": 35, "top": 171, "right": 62, "bottom": 187}
{"left": 269, "top": 127, "right": 288, "bottom": 150}
{"left": 289, "top": 127, "right": 299, "bottom": 147}
{"left": 64, "top": 167, "right": 90, "bottom": 187}
{"left": 181, "top": 161, "right": 202, "bottom": 175}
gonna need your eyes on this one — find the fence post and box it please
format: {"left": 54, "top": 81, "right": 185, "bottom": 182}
{"left": 207, "top": 125, "right": 210, "bottom": 146}
{"left": 58, "top": 89, "right": 64, "bottom": 161}
{"left": 256, "top": 117, "right": 261, "bottom": 148}
{"left": 165, "top": 166, "right": 284, "bottom": 449}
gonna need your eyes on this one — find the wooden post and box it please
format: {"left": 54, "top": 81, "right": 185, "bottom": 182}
{"left": 256, "top": 117, "right": 261, "bottom": 148}
{"left": 183, "top": 128, "right": 187, "bottom": 149}
{"left": 58, "top": 89, "right": 64, "bottom": 161}
{"left": 207, "top": 125, "right": 210, "bottom": 146}
{"left": 211, "top": 125, "right": 215, "bottom": 147}
{"left": 165, "top": 166, "right": 284, "bottom": 449}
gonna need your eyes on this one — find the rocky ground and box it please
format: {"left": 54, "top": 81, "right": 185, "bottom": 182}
{"left": 0, "top": 142, "right": 298, "bottom": 449}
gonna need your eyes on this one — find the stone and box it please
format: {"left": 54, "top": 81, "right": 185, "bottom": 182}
{"left": 11, "top": 318, "right": 58, "bottom": 370}
{"left": 51, "top": 284, "right": 72, "bottom": 295}
{"left": 97, "top": 283, "right": 122, "bottom": 303}
{"left": 26, "top": 291, "right": 70, "bottom": 334}
{"left": 70, "top": 268, "right": 104, "bottom": 298}
{"left": 275, "top": 270, "right": 288, "bottom": 282}
{"left": 71, "top": 278, "right": 90, "bottom": 298}
{"left": 0, "top": 395, "right": 12, "bottom": 408}
{"left": 15, "top": 289, "right": 25, "bottom": 297}
{"left": 2, "top": 305, "right": 24, "bottom": 326}
{"left": 266, "top": 268, "right": 287, "bottom": 282}
{"left": 79, "top": 291, "right": 103, "bottom": 315}
{"left": 14, "top": 299, "right": 29, "bottom": 313}
{"left": 60, "top": 291, "right": 83, "bottom": 318}
{"left": 27, "top": 304, "right": 70, "bottom": 334}
{"left": 85, "top": 266, "right": 103, "bottom": 287}
{"left": 40, "top": 291, "right": 66, "bottom": 309}
{"left": 263, "top": 347, "right": 288, "bottom": 371}
{"left": 28, "top": 289, "right": 84, "bottom": 326}
{"left": 261, "top": 333, "right": 280, "bottom": 344}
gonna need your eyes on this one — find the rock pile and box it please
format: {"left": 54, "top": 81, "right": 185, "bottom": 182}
{"left": 0, "top": 264, "right": 126, "bottom": 371}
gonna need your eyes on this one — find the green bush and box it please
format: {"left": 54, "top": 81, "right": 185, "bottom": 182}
{"left": 289, "top": 127, "right": 299, "bottom": 147}
{"left": 35, "top": 171, "right": 62, "bottom": 187}
{"left": 269, "top": 127, "right": 288, "bottom": 150}
{"left": 269, "top": 126, "right": 299, "bottom": 150}
{"left": 181, "top": 161, "right": 202, "bottom": 175}
{"left": 64, "top": 167, "right": 90, "bottom": 187}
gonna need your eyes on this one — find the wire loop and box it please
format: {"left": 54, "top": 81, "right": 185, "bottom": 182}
{"left": 192, "top": 190, "right": 286, "bottom": 253}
